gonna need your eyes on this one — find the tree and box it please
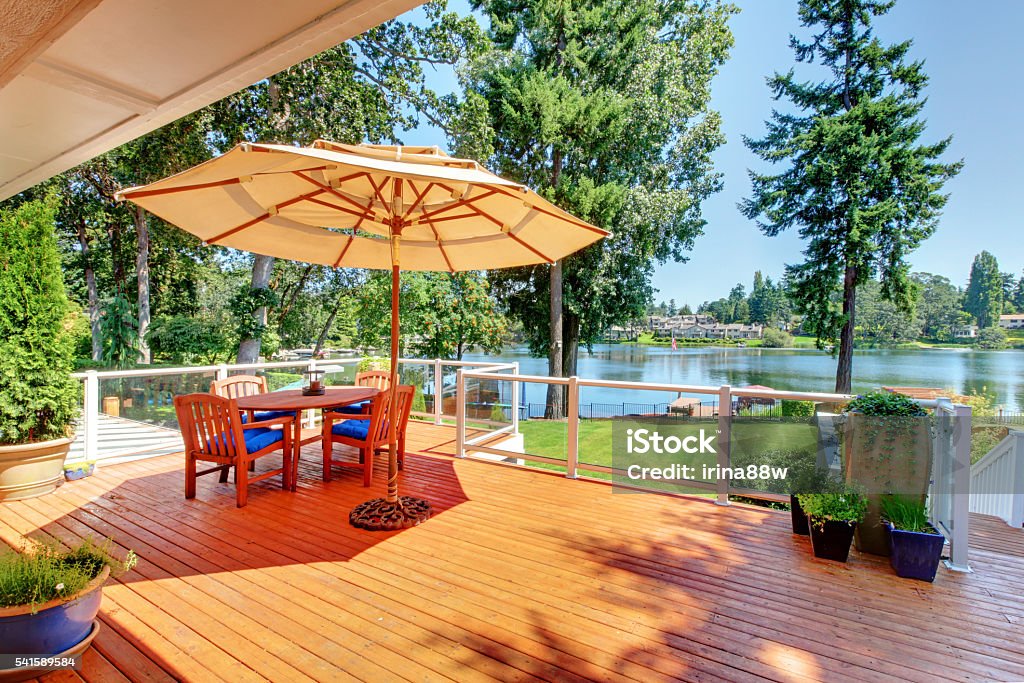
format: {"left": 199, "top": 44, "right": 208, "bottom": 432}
{"left": 0, "top": 198, "right": 79, "bottom": 443}
{"left": 975, "top": 326, "right": 1008, "bottom": 350}
{"left": 1000, "top": 271, "right": 1018, "bottom": 314}
{"left": 417, "top": 273, "right": 509, "bottom": 359}
{"left": 855, "top": 279, "right": 921, "bottom": 343}
{"left": 913, "top": 272, "right": 965, "bottom": 340}
{"left": 680, "top": 303, "right": 693, "bottom": 315}
{"left": 761, "top": 328, "right": 793, "bottom": 348}
{"left": 99, "top": 290, "right": 139, "bottom": 369}
{"left": 741, "top": 0, "right": 962, "bottom": 392}
{"left": 206, "top": 4, "right": 487, "bottom": 362}
{"left": 964, "top": 251, "right": 1003, "bottom": 328}
{"left": 1014, "top": 273, "right": 1024, "bottom": 312}
{"left": 471, "top": 0, "right": 736, "bottom": 416}
{"left": 668, "top": 299, "right": 678, "bottom": 316}
{"left": 146, "top": 315, "right": 233, "bottom": 364}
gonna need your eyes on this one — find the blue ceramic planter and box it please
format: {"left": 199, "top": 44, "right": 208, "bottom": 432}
{"left": 0, "top": 567, "right": 107, "bottom": 655}
{"left": 886, "top": 522, "right": 944, "bottom": 582}
{"left": 64, "top": 462, "right": 95, "bottom": 481}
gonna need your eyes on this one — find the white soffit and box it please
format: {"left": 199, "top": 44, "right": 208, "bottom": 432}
{"left": 0, "top": 0, "right": 424, "bottom": 200}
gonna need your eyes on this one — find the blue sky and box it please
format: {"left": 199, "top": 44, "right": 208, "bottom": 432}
{"left": 404, "top": 0, "right": 1024, "bottom": 307}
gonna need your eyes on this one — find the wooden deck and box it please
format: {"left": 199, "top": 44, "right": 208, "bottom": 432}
{"left": 2, "top": 422, "right": 1024, "bottom": 682}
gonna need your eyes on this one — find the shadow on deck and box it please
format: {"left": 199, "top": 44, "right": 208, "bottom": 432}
{"left": 1, "top": 421, "right": 1023, "bottom": 682}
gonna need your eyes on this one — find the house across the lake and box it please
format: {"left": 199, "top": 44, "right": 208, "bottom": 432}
{"left": 952, "top": 324, "right": 979, "bottom": 338}
{"left": 999, "top": 314, "right": 1024, "bottom": 330}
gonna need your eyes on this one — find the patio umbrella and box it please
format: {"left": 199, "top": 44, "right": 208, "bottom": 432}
{"left": 119, "top": 140, "right": 607, "bottom": 530}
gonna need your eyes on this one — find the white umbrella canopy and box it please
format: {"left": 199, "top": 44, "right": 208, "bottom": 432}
{"left": 120, "top": 141, "right": 608, "bottom": 530}
{"left": 118, "top": 140, "right": 606, "bottom": 271}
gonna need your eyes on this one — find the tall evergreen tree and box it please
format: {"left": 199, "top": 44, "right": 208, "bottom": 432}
{"left": 964, "top": 251, "right": 1003, "bottom": 328}
{"left": 469, "top": 0, "right": 735, "bottom": 416}
{"left": 741, "top": 0, "right": 961, "bottom": 392}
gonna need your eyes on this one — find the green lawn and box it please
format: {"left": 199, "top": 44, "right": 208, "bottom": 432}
{"left": 518, "top": 417, "right": 819, "bottom": 486}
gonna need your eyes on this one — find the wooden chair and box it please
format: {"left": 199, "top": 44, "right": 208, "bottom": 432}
{"left": 333, "top": 370, "right": 399, "bottom": 415}
{"left": 210, "top": 374, "right": 295, "bottom": 422}
{"left": 174, "top": 393, "right": 294, "bottom": 507}
{"left": 322, "top": 385, "right": 413, "bottom": 486}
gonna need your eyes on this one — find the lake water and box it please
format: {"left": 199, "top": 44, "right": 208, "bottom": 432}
{"left": 461, "top": 345, "right": 1024, "bottom": 411}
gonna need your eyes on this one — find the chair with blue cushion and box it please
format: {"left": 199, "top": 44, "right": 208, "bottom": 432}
{"left": 322, "top": 385, "right": 413, "bottom": 486}
{"left": 331, "top": 370, "right": 397, "bottom": 416}
{"left": 174, "top": 392, "right": 294, "bottom": 507}
{"left": 210, "top": 374, "right": 296, "bottom": 423}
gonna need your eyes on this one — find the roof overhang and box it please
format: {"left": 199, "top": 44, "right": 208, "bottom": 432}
{"left": 0, "top": 0, "right": 424, "bottom": 200}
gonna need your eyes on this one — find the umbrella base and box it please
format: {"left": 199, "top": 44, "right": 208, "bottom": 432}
{"left": 350, "top": 495, "right": 432, "bottom": 530}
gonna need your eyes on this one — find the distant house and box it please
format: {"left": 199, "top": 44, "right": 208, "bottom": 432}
{"left": 999, "top": 314, "right": 1024, "bottom": 330}
{"left": 951, "top": 324, "right": 978, "bottom": 339}
{"left": 648, "top": 314, "right": 717, "bottom": 335}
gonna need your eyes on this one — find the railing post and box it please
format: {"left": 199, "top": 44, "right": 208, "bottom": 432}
{"left": 511, "top": 362, "right": 520, "bottom": 435}
{"left": 566, "top": 376, "right": 579, "bottom": 479}
{"left": 1010, "top": 431, "right": 1024, "bottom": 528}
{"left": 84, "top": 370, "right": 99, "bottom": 461}
{"left": 216, "top": 364, "right": 229, "bottom": 381}
{"left": 946, "top": 403, "right": 973, "bottom": 572}
{"left": 455, "top": 369, "right": 466, "bottom": 457}
{"left": 434, "top": 359, "right": 443, "bottom": 425}
{"left": 716, "top": 385, "right": 731, "bottom": 505}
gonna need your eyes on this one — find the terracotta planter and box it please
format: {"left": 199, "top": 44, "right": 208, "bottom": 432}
{"left": 843, "top": 414, "right": 932, "bottom": 556}
{"left": 0, "top": 437, "right": 72, "bottom": 502}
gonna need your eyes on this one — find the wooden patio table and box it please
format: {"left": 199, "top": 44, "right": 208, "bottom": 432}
{"left": 237, "top": 387, "right": 379, "bottom": 490}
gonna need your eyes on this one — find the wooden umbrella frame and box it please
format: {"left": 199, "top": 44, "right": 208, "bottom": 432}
{"left": 349, "top": 179, "right": 432, "bottom": 530}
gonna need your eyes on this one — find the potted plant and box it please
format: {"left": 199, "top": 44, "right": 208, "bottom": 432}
{"left": 842, "top": 391, "right": 931, "bottom": 556}
{"left": 63, "top": 461, "right": 96, "bottom": 481}
{"left": 0, "top": 539, "right": 136, "bottom": 671}
{"left": 0, "top": 198, "right": 81, "bottom": 502}
{"left": 787, "top": 458, "right": 835, "bottom": 536}
{"left": 881, "top": 494, "right": 945, "bottom": 582}
{"left": 797, "top": 485, "right": 867, "bottom": 562}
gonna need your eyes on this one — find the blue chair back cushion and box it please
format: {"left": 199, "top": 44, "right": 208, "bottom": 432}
{"left": 240, "top": 410, "right": 296, "bottom": 424}
{"left": 330, "top": 402, "right": 368, "bottom": 415}
{"left": 331, "top": 419, "right": 370, "bottom": 440}
{"left": 207, "top": 427, "right": 284, "bottom": 453}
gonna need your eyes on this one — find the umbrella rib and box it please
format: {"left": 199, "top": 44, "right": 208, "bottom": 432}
{"left": 206, "top": 187, "right": 326, "bottom": 244}
{"left": 402, "top": 180, "right": 434, "bottom": 222}
{"left": 488, "top": 185, "right": 608, "bottom": 235}
{"left": 420, "top": 213, "right": 454, "bottom": 273}
{"left": 305, "top": 195, "right": 381, "bottom": 224}
{"left": 121, "top": 177, "right": 242, "bottom": 199}
{"left": 333, "top": 236, "right": 355, "bottom": 267}
{"left": 416, "top": 188, "right": 500, "bottom": 222}
{"left": 292, "top": 172, "right": 389, "bottom": 223}
{"left": 368, "top": 175, "right": 391, "bottom": 209}
{"left": 507, "top": 232, "right": 554, "bottom": 263}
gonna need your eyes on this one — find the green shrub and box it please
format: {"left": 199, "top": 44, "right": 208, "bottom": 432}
{"left": 781, "top": 400, "right": 815, "bottom": 417}
{"left": 879, "top": 494, "right": 934, "bottom": 533}
{"left": 975, "top": 326, "right": 1008, "bottom": 350}
{"left": 797, "top": 485, "right": 867, "bottom": 525}
{"left": 761, "top": 328, "right": 793, "bottom": 348}
{"left": 358, "top": 356, "right": 391, "bottom": 372}
{"left": 147, "top": 315, "right": 233, "bottom": 364}
{"left": 0, "top": 538, "right": 136, "bottom": 611}
{"left": 845, "top": 391, "right": 927, "bottom": 417}
{"left": 0, "top": 198, "right": 80, "bottom": 444}
{"left": 99, "top": 291, "right": 138, "bottom": 368}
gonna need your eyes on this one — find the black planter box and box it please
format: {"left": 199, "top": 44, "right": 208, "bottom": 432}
{"left": 886, "top": 522, "right": 945, "bottom": 582}
{"left": 790, "top": 494, "right": 809, "bottom": 535}
{"left": 807, "top": 517, "right": 857, "bottom": 562}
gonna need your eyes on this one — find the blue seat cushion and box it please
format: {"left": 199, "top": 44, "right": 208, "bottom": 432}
{"left": 207, "top": 427, "right": 284, "bottom": 453}
{"left": 331, "top": 419, "right": 370, "bottom": 440}
{"left": 329, "top": 402, "right": 368, "bottom": 415}
{"left": 241, "top": 410, "right": 296, "bottom": 424}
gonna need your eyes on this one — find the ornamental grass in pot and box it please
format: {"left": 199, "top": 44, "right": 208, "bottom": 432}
{"left": 797, "top": 485, "right": 867, "bottom": 562}
{"left": 0, "top": 198, "right": 81, "bottom": 502}
{"left": 842, "top": 392, "right": 932, "bottom": 556}
{"left": 0, "top": 539, "right": 136, "bottom": 671}
{"left": 880, "top": 494, "right": 945, "bottom": 582}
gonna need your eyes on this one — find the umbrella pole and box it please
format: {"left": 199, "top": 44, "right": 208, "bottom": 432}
{"left": 350, "top": 232, "right": 432, "bottom": 530}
